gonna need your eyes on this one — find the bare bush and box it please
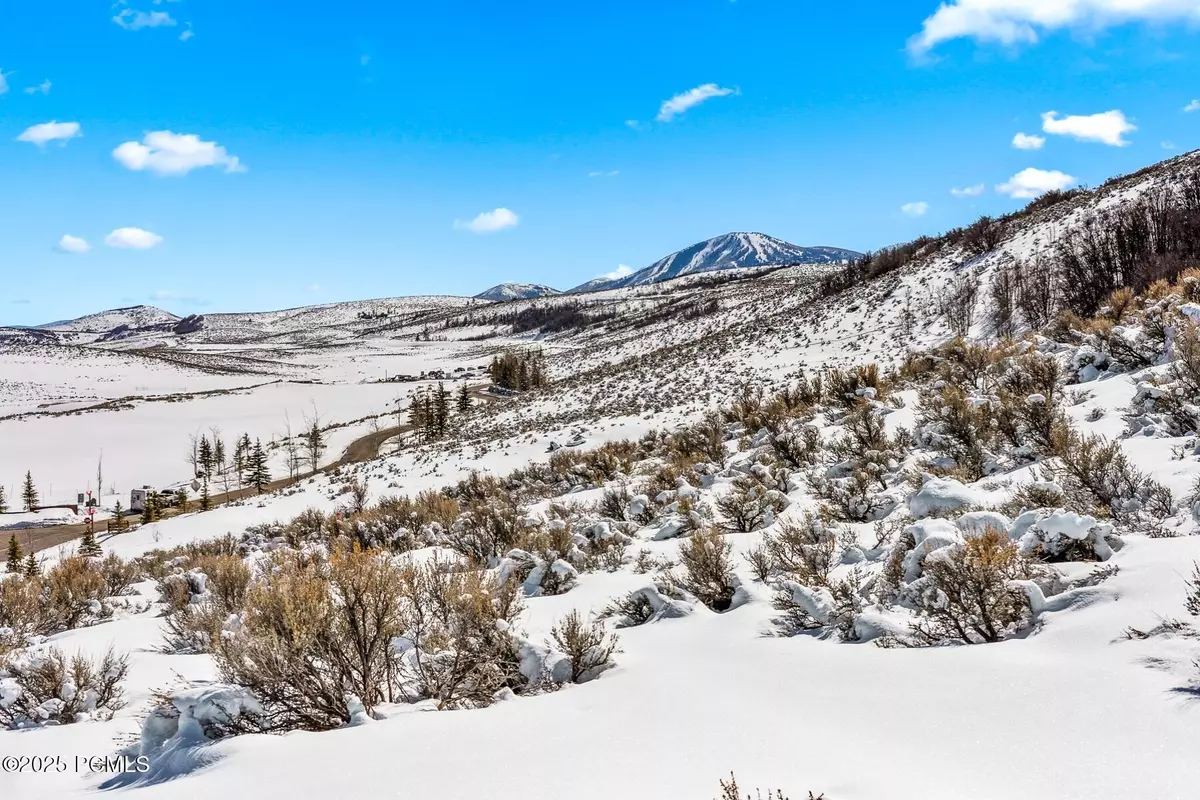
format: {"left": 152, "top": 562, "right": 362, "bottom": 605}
{"left": 397, "top": 558, "right": 527, "bottom": 709}
{"left": 908, "top": 529, "right": 1033, "bottom": 645}
{"left": 715, "top": 475, "right": 786, "bottom": 533}
{"left": 548, "top": 609, "right": 620, "bottom": 683}
{"left": 0, "top": 647, "right": 129, "bottom": 729}
{"left": 939, "top": 271, "right": 980, "bottom": 338}
{"left": 669, "top": 529, "right": 737, "bottom": 611}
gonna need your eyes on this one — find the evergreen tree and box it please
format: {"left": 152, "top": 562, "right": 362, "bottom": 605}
{"left": 21, "top": 471, "right": 37, "bottom": 512}
{"left": 213, "top": 436, "right": 226, "bottom": 476}
{"left": 22, "top": 553, "right": 38, "bottom": 577}
{"left": 408, "top": 387, "right": 427, "bottom": 431}
{"left": 141, "top": 494, "right": 155, "bottom": 525}
{"left": 78, "top": 528, "right": 102, "bottom": 558}
{"left": 198, "top": 435, "right": 214, "bottom": 477}
{"left": 6, "top": 535, "right": 21, "bottom": 572}
{"left": 434, "top": 382, "right": 451, "bottom": 436}
{"left": 0, "top": 485, "right": 7, "bottom": 513}
{"left": 177, "top": 490, "right": 192, "bottom": 514}
{"left": 111, "top": 501, "right": 128, "bottom": 533}
{"left": 457, "top": 382, "right": 472, "bottom": 413}
{"left": 422, "top": 391, "right": 436, "bottom": 441}
{"left": 249, "top": 439, "right": 271, "bottom": 494}
{"left": 200, "top": 478, "right": 211, "bottom": 511}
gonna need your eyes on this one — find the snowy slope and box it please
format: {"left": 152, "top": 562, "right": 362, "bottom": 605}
{"left": 474, "top": 283, "right": 562, "bottom": 302}
{"left": 43, "top": 305, "right": 181, "bottom": 333}
{"left": 571, "top": 232, "right": 861, "bottom": 292}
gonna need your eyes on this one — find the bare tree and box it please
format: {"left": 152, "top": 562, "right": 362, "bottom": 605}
{"left": 302, "top": 404, "right": 326, "bottom": 473}
{"left": 988, "top": 261, "right": 1018, "bottom": 339}
{"left": 186, "top": 433, "right": 201, "bottom": 478}
{"left": 281, "top": 413, "right": 302, "bottom": 480}
{"left": 939, "top": 270, "right": 980, "bottom": 338}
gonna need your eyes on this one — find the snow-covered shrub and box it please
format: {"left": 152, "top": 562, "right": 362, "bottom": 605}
{"left": 908, "top": 476, "right": 982, "bottom": 519}
{"left": 1186, "top": 563, "right": 1200, "bottom": 617}
{"left": 665, "top": 412, "right": 730, "bottom": 464}
{"left": 825, "top": 364, "right": 889, "bottom": 407}
{"left": 160, "top": 555, "right": 251, "bottom": 654}
{"left": 547, "top": 610, "right": 620, "bottom": 683}
{"left": 0, "top": 573, "right": 54, "bottom": 647}
{"left": 771, "top": 425, "right": 823, "bottom": 469}
{"left": 99, "top": 553, "right": 140, "bottom": 598}
{"left": 773, "top": 568, "right": 865, "bottom": 641}
{"left": 214, "top": 547, "right": 416, "bottom": 730}
{"left": 668, "top": 529, "right": 738, "bottom": 611}
{"left": 1011, "top": 509, "right": 1123, "bottom": 562}
{"left": 136, "top": 684, "right": 265, "bottom": 758}
{"left": 999, "top": 480, "right": 1067, "bottom": 517}
{"left": 761, "top": 512, "right": 839, "bottom": 587}
{"left": 501, "top": 528, "right": 581, "bottom": 597}
{"left": 1047, "top": 429, "right": 1174, "bottom": 527}
{"left": 915, "top": 383, "right": 996, "bottom": 481}
{"left": 908, "top": 528, "right": 1034, "bottom": 645}
{"left": 44, "top": 556, "right": 110, "bottom": 632}
{"left": 0, "top": 646, "right": 129, "bottom": 729}
{"left": 448, "top": 499, "right": 525, "bottom": 566}
{"left": 808, "top": 467, "right": 896, "bottom": 523}
{"left": 603, "top": 583, "right": 691, "bottom": 627}
{"left": 395, "top": 558, "right": 529, "bottom": 709}
{"left": 715, "top": 474, "right": 788, "bottom": 533}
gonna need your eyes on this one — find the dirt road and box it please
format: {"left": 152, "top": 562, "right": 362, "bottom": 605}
{"left": 5, "top": 389, "right": 498, "bottom": 557}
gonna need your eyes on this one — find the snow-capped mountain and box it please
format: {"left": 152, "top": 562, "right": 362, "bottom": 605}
{"left": 474, "top": 283, "right": 562, "bottom": 302}
{"left": 569, "top": 232, "right": 861, "bottom": 293}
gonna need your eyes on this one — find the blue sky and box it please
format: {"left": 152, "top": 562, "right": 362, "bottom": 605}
{"left": 2, "top": 0, "right": 1199, "bottom": 324}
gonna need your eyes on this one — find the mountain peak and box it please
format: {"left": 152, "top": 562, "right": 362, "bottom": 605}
{"left": 474, "top": 283, "right": 562, "bottom": 302}
{"left": 569, "top": 232, "right": 861, "bottom": 293}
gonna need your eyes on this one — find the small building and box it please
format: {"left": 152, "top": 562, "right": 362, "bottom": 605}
{"left": 130, "top": 486, "right": 156, "bottom": 513}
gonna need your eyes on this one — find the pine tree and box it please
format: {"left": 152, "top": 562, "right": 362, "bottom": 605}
{"left": 200, "top": 478, "right": 211, "bottom": 511}
{"left": 408, "top": 387, "right": 427, "bottom": 431}
{"left": 250, "top": 439, "right": 271, "bottom": 494}
{"left": 422, "top": 391, "right": 436, "bottom": 441}
{"left": 434, "top": 382, "right": 451, "bottom": 436}
{"left": 78, "top": 528, "right": 102, "bottom": 558}
{"left": 198, "top": 435, "right": 214, "bottom": 477}
{"left": 213, "top": 436, "right": 226, "bottom": 476}
{"left": 141, "top": 494, "right": 155, "bottom": 525}
{"left": 22, "top": 553, "right": 38, "bottom": 577}
{"left": 6, "top": 535, "right": 21, "bottom": 572}
{"left": 0, "top": 485, "right": 7, "bottom": 513}
{"left": 457, "top": 382, "right": 472, "bottom": 413}
{"left": 111, "top": 501, "right": 128, "bottom": 533}
{"left": 21, "top": 471, "right": 37, "bottom": 512}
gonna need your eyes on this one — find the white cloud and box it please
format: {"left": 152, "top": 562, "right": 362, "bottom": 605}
{"left": 602, "top": 264, "right": 634, "bottom": 281}
{"left": 950, "top": 184, "right": 986, "bottom": 197}
{"left": 909, "top": 0, "right": 1200, "bottom": 55}
{"left": 1041, "top": 109, "right": 1135, "bottom": 146}
{"left": 624, "top": 120, "right": 641, "bottom": 130}
{"left": 588, "top": 170, "right": 620, "bottom": 178}
{"left": 56, "top": 235, "right": 90, "bottom": 254}
{"left": 656, "top": 83, "right": 737, "bottom": 122}
{"left": 0, "top": 70, "right": 11, "bottom": 96}
{"left": 453, "top": 208, "right": 519, "bottom": 234}
{"left": 900, "top": 201, "right": 929, "bottom": 217}
{"left": 24, "top": 80, "right": 51, "bottom": 95}
{"left": 1163, "top": 141, "right": 1178, "bottom": 150}
{"left": 1185, "top": 99, "right": 1200, "bottom": 112}
{"left": 179, "top": 24, "right": 194, "bottom": 41}
{"left": 113, "top": 131, "right": 245, "bottom": 176}
{"left": 113, "top": 9, "right": 177, "bottom": 30}
{"left": 105, "top": 227, "right": 164, "bottom": 249}
{"left": 16, "top": 121, "right": 81, "bottom": 146}
{"left": 996, "top": 167, "right": 1077, "bottom": 199}
{"left": 1012, "top": 132, "right": 1045, "bottom": 150}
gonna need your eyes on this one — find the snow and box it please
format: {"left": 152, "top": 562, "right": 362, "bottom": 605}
{"left": 908, "top": 477, "right": 982, "bottom": 518}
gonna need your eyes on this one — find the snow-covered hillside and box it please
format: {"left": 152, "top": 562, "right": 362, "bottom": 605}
{"left": 474, "top": 283, "right": 562, "bottom": 302}
{"left": 4, "top": 151, "right": 1200, "bottom": 800}
{"left": 42, "top": 305, "right": 181, "bottom": 333}
{"left": 570, "top": 232, "right": 861, "bottom": 292}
